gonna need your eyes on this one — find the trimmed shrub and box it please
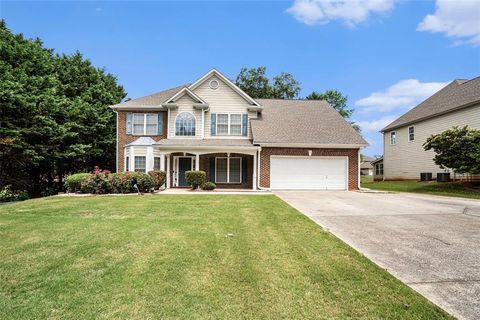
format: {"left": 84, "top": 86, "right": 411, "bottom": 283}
{"left": 0, "top": 185, "right": 29, "bottom": 202}
{"left": 148, "top": 170, "right": 166, "bottom": 190}
{"left": 130, "top": 172, "right": 155, "bottom": 193}
{"left": 109, "top": 172, "right": 135, "bottom": 194}
{"left": 65, "top": 173, "right": 90, "bottom": 193}
{"left": 185, "top": 171, "right": 206, "bottom": 189}
{"left": 201, "top": 181, "right": 216, "bottom": 191}
{"left": 80, "top": 171, "right": 112, "bottom": 194}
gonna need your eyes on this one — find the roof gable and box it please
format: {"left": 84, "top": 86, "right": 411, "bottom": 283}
{"left": 164, "top": 87, "right": 207, "bottom": 104}
{"left": 188, "top": 69, "right": 261, "bottom": 107}
{"left": 382, "top": 77, "right": 480, "bottom": 132}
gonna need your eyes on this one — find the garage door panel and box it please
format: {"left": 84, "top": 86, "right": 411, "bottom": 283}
{"left": 270, "top": 157, "right": 347, "bottom": 190}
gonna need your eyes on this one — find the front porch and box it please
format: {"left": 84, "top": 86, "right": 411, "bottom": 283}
{"left": 124, "top": 140, "right": 260, "bottom": 190}
{"left": 168, "top": 153, "right": 255, "bottom": 189}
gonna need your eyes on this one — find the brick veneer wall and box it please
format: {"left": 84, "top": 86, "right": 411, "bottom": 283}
{"left": 259, "top": 147, "right": 360, "bottom": 190}
{"left": 116, "top": 111, "right": 167, "bottom": 172}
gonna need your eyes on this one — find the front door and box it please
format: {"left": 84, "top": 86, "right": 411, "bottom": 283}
{"left": 178, "top": 157, "right": 192, "bottom": 187}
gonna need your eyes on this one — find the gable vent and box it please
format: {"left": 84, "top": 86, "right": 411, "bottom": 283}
{"left": 209, "top": 79, "right": 219, "bottom": 89}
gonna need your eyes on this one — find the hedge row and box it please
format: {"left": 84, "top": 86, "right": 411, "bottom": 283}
{"left": 65, "top": 169, "right": 166, "bottom": 194}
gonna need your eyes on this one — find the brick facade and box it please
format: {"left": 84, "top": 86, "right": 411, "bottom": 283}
{"left": 116, "top": 111, "right": 167, "bottom": 172}
{"left": 259, "top": 147, "right": 360, "bottom": 190}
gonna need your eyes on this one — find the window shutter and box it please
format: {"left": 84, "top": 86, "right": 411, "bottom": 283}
{"left": 211, "top": 113, "right": 217, "bottom": 136}
{"left": 209, "top": 157, "right": 216, "bottom": 182}
{"left": 157, "top": 112, "right": 163, "bottom": 135}
{"left": 126, "top": 112, "right": 132, "bottom": 134}
{"left": 242, "top": 114, "right": 248, "bottom": 136}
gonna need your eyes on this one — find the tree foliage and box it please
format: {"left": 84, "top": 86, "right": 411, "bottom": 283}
{"left": 0, "top": 20, "right": 126, "bottom": 195}
{"left": 423, "top": 126, "right": 480, "bottom": 174}
{"left": 306, "top": 90, "right": 359, "bottom": 132}
{"left": 235, "top": 67, "right": 300, "bottom": 99}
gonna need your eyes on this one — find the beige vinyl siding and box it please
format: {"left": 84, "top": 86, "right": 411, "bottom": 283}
{"left": 131, "top": 147, "right": 147, "bottom": 156}
{"left": 168, "top": 95, "right": 203, "bottom": 138}
{"left": 383, "top": 104, "right": 480, "bottom": 179}
{"left": 192, "top": 75, "right": 257, "bottom": 139}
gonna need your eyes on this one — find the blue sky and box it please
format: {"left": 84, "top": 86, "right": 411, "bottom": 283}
{"left": 2, "top": 0, "right": 479, "bottom": 156}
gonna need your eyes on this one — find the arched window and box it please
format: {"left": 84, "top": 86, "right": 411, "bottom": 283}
{"left": 175, "top": 112, "right": 196, "bottom": 136}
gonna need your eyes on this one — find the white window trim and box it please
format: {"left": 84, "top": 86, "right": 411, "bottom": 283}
{"left": 215, "top": 113, "right": 245, "bottom": 136}
{"left": 408, "top": 126, "right": 415, "bottom": 142}
{"left": 215, "top": 157, "right": 242, "bottom": 184}
{"left": 133, "top": 113, "right": 158, "bottom": 136}
{"left": 174, "top": 112, "right": 197, "bottom": 137}
{"left": 390, "top": 131, "right": 396, "bottom": 145}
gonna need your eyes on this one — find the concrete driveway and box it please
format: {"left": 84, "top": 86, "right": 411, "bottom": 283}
{"left": 275, "top": 191, "right": 480, "bottom": 320}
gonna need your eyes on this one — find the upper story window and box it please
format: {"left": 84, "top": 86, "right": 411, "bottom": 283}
{"left": 390, "top": 131, "right": 396, "bottom": 145}
{"left": 132, "top": 113, "right": 158, "bottom": 135}
{"left": 175, "top": 112, "right": 196, "bottom": 136}
{"left": 212, "top": 113, "right": 246, "bottom": 136}
{"left": 408, "top": 126, "right": 415, "bottom": 142}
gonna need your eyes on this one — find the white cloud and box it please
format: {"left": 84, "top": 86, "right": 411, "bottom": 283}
{"left": 417, "top": 0, "right": 480, "bottom": 46}
{"left": 356, "top": 115, "right": 399, "bottom": 132}
{"left": 355, "top": 79, "right": 449, "bottom": 113}
{"left": 286, "top": 0, "right": 395, "bottom": 26}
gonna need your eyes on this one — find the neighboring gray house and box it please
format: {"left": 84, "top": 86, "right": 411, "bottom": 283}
{"left": 360, "top": 155, "right": 374, "bottom": 176}
{"left": 381, "top": 76, "right": 480, "bottom": 180}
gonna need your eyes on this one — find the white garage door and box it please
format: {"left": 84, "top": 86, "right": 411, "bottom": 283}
{"left": 270, "top": 156, "right": 348, "bottom": 190}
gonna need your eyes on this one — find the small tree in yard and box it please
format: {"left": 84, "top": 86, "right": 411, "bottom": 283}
{"left": 423, "top": 126, "right": 480, "bottom": 177}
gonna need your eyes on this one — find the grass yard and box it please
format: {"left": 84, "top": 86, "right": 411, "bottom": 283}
{"left": 362, "top": 177, "right": 480, "bottom": 200}
{"left": 0, "top": 195, "right": 451, "bottom": 319}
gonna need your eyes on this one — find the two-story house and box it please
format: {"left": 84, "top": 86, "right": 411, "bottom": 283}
{"left": 111, "top": 69, "right": 367, "bottom": 190}
{"left": 376, "top": 76, "right": 480, "bottom": 181}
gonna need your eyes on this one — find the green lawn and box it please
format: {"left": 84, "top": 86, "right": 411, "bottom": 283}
{"left": 0, "top": 195, "right": 451, "bottom": 319}
{"left": 362, "top": 177, "right": 480, "bottom": 200}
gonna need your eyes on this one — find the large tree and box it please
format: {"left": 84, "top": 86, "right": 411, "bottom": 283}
{"left": 0, "top": 21, "right": 126, "bottom": 195}
{"left": 235, "top": 67, "right": 300, "bottom": 99}
{"left": 423, "top": 126, "right": 480, "bottom": 175}
{"left": 306, "top": 90, "right": 360, "bottom": 132}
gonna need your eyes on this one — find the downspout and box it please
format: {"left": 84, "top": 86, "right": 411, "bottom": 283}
{"left": 114, "top": 110, "right": 118, "bottom": 173}
{"left": 358, "top": 148, "right": 361, "bottom": 190}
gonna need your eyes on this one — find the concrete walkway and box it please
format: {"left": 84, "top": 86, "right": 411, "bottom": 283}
{"left": 275, "top": 191, "right": 480, "bottom": 320}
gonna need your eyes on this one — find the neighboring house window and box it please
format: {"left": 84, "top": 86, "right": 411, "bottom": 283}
{"left": 134, "top": 156, "right": 146, "bottom": 172}
{"left": 215, "top": 157, "right": 242, "bottom": 183}
{"left": 175, "top": 112, "right": 196, "bottom": 136}
{"left": 408, "top": 126, "right": 415, "bottom": 142}
{"left": 375, "top": 163, "right": 384, "bottom": 175}
{"left": 390, "top": 131, "right": 396, "bottom": 145}
{"left": 132, "top": 113, "right": 158, "bottom": 135}
{"left": 126, "top": 156, "right": 130, "bottom": 171}
{"left": 215, "top": 114, "right": 245, "bottom": 136}
{"left": 154, "top": 157, "right": 161, "bottom": 170}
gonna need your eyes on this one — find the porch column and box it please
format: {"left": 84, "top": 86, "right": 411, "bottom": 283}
{"left": 195, "top": 153, "right": 200, "bottom": 171}
{"left": 166, "top": 154, "right": 171, "bottom": 188}
{"left": 252, "top": 151, "right": 258, "bottom": 190}
{"left": 146, "top": 146, "right": 154, "bottom": 172}
{"left": 160, "top": 154, "right": 165, "bottom": 171}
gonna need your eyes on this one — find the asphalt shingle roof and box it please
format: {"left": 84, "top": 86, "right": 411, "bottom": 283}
{"left": 250, "top": 99, "right": 367, "bottom": 146}
{"left": 113, "top": 85, "right": 188, "bottom": 107}
{"left": 382, "top": 77, "right": 480, "bottom": 132}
